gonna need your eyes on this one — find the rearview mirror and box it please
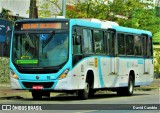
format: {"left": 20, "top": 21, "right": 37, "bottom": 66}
{"left": 75, "top": 35, "right": 81, "bottom": 45}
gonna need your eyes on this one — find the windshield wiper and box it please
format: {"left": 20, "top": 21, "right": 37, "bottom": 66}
{"left": 26, "top": 33, "right": 35, "bottom": 48}
{"left": 42, "top": 31, "right": 55, "bottom": 48}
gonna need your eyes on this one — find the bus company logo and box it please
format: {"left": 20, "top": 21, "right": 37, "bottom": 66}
{"left": 2, "top": 105, "right": 11, "bottom": 110}
{"left": 36, "top": 76, "right": 40, "bottom": 80}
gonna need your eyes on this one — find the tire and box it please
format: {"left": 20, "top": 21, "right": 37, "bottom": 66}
{"left": 127, "top": 76, "right": 134, "bottom": 96}
{"left": 43, "top": 91, "right": 50, "bottom": 98}
{"left": 89, "top": 89, "right": 96, "bottom": 97}
{"left": 117, "top": 76, "right": 134, "bottom": 96}
{"left": 31, "top": 91, "right": 42, "bottom": 100}
{"left": 78, "top": 82, "right": 89, "bottom": 100}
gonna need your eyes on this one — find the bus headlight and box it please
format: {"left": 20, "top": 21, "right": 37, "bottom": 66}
{"left": 11, "top": 70, "right": 19, "bottom": 80}
{"left": 58, "top": 69, "right": 69, "bottom": 79}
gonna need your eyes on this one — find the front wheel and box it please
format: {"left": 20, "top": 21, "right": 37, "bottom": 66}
{"left": 31, "top": 91, "right": 42, "bottom": 100}
{"left": 78, "top": 83, "right": 89, "bottom": 100}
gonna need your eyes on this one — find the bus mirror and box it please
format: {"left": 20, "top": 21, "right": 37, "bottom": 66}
{"left": 75, "top": 35, "right": 81, "bottom": 45}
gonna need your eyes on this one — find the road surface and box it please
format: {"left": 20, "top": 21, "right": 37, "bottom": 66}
{"left": 0, "top": 88, "right": 159, "bottom": 113}
{"left": 0, "top": 79, "right": 159, "bottom": 113}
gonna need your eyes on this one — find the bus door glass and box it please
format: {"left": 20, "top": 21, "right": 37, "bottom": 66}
{"left": 106, "top": 30, "right": 116, "bottom": 74}
{"left": 148, "top": 37, "right": 153, "bottom": 74}
{"left": 142, "top": 35, "right": 149, "bottom": 74}
{"left": 72, "top": 27, "right": 83, "bottom": 66}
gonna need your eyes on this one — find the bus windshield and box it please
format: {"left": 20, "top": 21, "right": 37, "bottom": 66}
{"left": 12, "top": 30, "right": 69, "bottom": 67}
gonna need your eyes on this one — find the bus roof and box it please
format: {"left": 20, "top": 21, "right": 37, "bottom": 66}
{"left": 70, "top": 19, "right": 102, "bottom": 29}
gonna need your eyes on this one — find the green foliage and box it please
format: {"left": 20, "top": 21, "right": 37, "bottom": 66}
{"left": 38, "top": 3, "right": 52, "bottom": 18}
{"left": 0, "top": 8, "right": 11, "bottom": 19}
{"left": 154, "top": 48, "right": 160, "bottom": 78}
{"left": 0, "top": 57, "right": 10, "bottom": 83}
{"left": 37, "top": 0, "right": 61, "bottom": 18}
{"left": 0, "top": 8, "right": 14, "bottom": 24}
{"left": 66, "top": 0, "right": 109, "bottom": 19}
{"left": 28, "top": 0, "right": 160, "bottom": 34}
{"left": 66, "top": 0, "right": 160, "bottom": 34}
{"left": 119, "top": 9, "right": 160, "bottom": 34}
{"left": 153, "top": 32, "right": 160, "bottom": 43}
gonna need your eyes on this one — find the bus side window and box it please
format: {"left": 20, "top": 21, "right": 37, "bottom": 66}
{"left": 83, "top": 29, "right": 93, "bottom": 54}
{"left": 148, "top": 37, "right": 153, "bottom": 57}
{"left": 126, "top": 35, "right": 134, "bottom": 55}
{"left": 105, "top": 31, "right": 115, "bottom": 55}
{"left": 134, "top": 35, "right": 143, "bottom": 56}
{"left": 93, "top": 30, "right": 104, "bottom": 54}
{"left": 117, "top": 33, "right": 125, "bottom": 55}
{"left": 142, "top": 35, "right": 147, "bottom": 56}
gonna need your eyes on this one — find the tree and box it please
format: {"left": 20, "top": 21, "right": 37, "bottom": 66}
{"left": 66, "top": 0, "right": 109, "bottom": 19}
{"left": 66, "top": 0, "right": 160, "bottom": 34}
{"left": 36, "top": 0, "right": 160, "bottom": 34}
{"left": 29, "top": 0, "right": 38, "bottom": 18}
{"left": 0, "top": 8, "right": 11, "bottom": 20}
{"left": 37, "top": 0, "right": 61, "bottom": 18}
{"left": 110, "top": 0, "right": 160, "bottom": 34}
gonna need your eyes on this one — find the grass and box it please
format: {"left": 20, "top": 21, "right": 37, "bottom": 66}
{"left": 134, "top": 78, "right": 160, "bottom": 91}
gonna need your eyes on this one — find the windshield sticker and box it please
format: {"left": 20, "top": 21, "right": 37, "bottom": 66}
{"left": 40, "top": 34, "right": 47, "bottom": 41}
{"left": 16, "top": 60, "right": 38, "bottom": 64}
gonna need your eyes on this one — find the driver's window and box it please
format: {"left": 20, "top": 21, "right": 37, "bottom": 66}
{"left": 73, "top": 28, "right": 82, "bottom": 55}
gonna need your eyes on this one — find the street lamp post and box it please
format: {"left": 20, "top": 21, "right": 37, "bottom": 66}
{"left": 62, "top": 0, "right": 66, "bottom": 17}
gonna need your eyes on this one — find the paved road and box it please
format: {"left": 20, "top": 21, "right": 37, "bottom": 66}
{"left": 0, "top": 88, "right": 159, "bottom": 113}
{"left": 0, "top": 79, "right": 160, "bottom": 113}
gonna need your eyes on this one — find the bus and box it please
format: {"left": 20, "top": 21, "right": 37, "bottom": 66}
{"left": 9, "top": 18, "right": 154, "bottom": 100}
{"left": 0, "top": 19, "right": 12, "bottom": 57}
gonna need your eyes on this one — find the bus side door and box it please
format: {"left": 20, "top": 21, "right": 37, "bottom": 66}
{"left": 105, "top": 30, "right": 116, "bottom": 75}
{"left": 142, "top": 34, "right": 149, "bottom": 74}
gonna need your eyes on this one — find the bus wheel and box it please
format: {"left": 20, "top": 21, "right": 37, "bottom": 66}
{"left": 117, "top": 76, "right": 134, "bottom": 96}
{"left": 89, "top": 89, "right": 96, "bottom": 97}
{"left": 31, "top": 91, "right": 42, "bottom": 100}
{"left": 127, "top": 76, "right": 134, "bottom": 96}
{"left": 78, "top": 82, "right": 89, "bottom": 100}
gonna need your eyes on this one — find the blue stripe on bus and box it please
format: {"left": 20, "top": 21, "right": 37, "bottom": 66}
{"left": 98, "top": 57, "right": 105, "bottom": 88}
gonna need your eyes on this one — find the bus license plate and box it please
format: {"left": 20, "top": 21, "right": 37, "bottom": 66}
{"left": 32, "top": 85, "right": 43, "bottom": 90}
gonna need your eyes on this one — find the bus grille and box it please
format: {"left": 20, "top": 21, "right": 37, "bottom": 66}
{"left": 22, "top": 82, "right": 54, "bottom": 88}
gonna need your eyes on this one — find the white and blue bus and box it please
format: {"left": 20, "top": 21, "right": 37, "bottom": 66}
{"left": 10, "top": 18, "right": 154, "bottom": 99}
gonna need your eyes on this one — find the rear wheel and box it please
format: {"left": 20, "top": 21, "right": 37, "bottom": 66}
{"left": 117, "top": 76, "right": 134, "bottom": 96}
{"left": 127, "top": 76, "right": 134, "bottom": 96}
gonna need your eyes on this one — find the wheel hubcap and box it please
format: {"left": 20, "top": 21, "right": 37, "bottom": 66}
{"left": 84, "top": 83, "right": 89, "bottom": 94}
